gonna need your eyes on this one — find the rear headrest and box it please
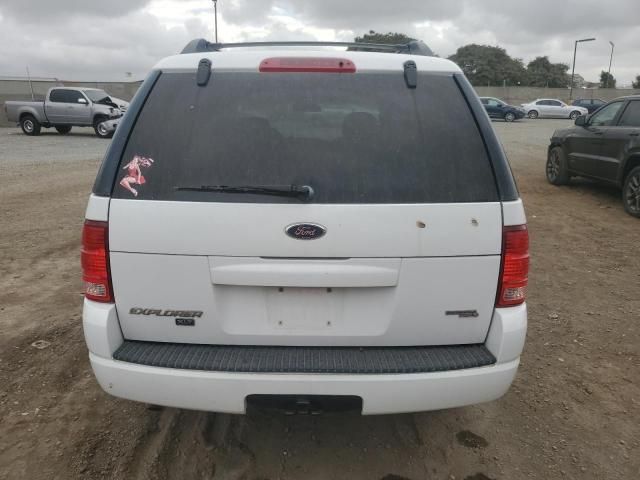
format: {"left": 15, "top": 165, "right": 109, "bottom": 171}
{"left": 342, "top": 112, "right": 379, "bottom": 144}
{"left": 238, "top": 117, "right": 273, "bottom": 141}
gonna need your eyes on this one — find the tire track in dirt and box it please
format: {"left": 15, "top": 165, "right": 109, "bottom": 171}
{"left": 124, "top": 408, "right": 182, "bottom": 479}
{"left": 120, "top": 410, "right": 257, "bottom": 480}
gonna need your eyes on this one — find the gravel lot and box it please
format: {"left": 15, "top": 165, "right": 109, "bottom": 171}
{"left": 0, "top": 119, "right": 638, "bottom": 480}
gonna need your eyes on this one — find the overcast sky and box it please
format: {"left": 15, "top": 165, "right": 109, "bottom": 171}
{"left": 0, "top": 0, "right": 638, "bottom": 85}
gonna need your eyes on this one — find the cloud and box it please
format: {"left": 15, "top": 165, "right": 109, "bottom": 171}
{"left": 0, "top": 0, "right": 152, "bottom": 21}
{"left": 0, "top": 7, "right": 201, "bottom": 80}
{"left": 221, "top": 0, "right": 463, "bottom": 30}
{"left": 0, "top": 0, "right": 638, "bottom": 84}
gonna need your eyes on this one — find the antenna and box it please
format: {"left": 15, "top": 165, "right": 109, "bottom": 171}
{"left": 212, "top": 0, "right": 219, "bottom": 43}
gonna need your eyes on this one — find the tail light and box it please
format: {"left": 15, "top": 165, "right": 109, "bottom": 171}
{"left": 81, "top": 220, "right": 113, "bottom": 303}
{"left": 496, "top": 225, "right": 529, "bottom": 308}
{"left": 259, "top": 57, "right": 356, "bottom": 73}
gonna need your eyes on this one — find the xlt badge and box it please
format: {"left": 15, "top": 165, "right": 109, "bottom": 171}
{"left": 285, "top": 223, "right": 327, "bottom": 240}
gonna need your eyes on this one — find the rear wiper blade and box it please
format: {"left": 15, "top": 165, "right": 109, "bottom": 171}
{"left": 175, "top": 184, "right": 315, "bottom": 200}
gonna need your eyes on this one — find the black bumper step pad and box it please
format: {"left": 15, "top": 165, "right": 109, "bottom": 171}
{"left": 113, "top": 341, "right": 496, "bottom": 374}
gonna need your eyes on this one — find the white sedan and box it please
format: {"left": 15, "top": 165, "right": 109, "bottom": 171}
{"left": 521, "top": 99, "right": 588, "bottom": 120}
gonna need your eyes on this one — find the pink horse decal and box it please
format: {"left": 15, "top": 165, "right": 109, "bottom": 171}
{"left": 119, "top": 155, "right": 154, "bottom": 197}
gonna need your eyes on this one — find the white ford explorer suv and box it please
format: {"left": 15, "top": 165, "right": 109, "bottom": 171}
{"left": 81, "top": 39, "right": 528, "bottom": 415}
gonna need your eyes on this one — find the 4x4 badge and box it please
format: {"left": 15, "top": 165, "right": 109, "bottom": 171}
{"left": 285, "top": 223, "right": 327, "bottom": 240}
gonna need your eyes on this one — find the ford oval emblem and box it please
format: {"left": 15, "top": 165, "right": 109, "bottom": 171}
{"left": 285, "top": 223, "right": 327, "bottom": 240}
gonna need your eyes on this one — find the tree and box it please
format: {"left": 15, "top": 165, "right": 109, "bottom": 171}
{"left": 526, "top": 56, "right": 570, "bottom": 88}
{"left": 351, "top": 31, "right": 438, "bottom": 55}
{"left": 600, "top": 71, "right": 617, "bottom": 88}
{"left": 448, "top": 44, "right": 527, "bottom": 86}
{"left": 633, "top": 75, "right": 640, "bottom": 89}
{"left": 354, "top": 30, "right": 416, "bottom": 45}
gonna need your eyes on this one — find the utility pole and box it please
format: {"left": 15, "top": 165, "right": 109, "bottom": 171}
{"left": 26, "top": 66, "right": 35, "bottom": 101}
{"left": 212, "top": 0, "right": 218, "bottom": 43}
{"left": 606, "top": 41, "right": 615, "bottom": 88}
{"left": 570, "top": 37, "right": 595, "bottom": 101}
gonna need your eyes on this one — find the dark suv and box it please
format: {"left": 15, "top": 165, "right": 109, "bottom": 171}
{"left": 572, "top": 98, "right": 606, "bottom": 114}
{"left": 546, "top": 96, "right": 640, "bottom": 217}
{"left": 480, "top": 97, "right": 525, "bottom": 122}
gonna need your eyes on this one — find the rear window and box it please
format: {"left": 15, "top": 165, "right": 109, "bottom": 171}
{"left": 114, "top": 71, "right": 498, "bottom": 203}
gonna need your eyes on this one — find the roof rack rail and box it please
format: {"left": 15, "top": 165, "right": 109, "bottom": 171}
{"left": 180, "top": 39, "right": 434, "bottom": 57}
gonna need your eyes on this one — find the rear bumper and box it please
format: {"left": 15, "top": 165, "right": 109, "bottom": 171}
{"left": 90, "top": 353, "right": 519, "bottom": 414}
{"left": 83, "top": 300, "right": 526, "bottom": 414}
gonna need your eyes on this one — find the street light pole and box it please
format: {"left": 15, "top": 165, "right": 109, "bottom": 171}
{"left": 212, "top": 0, "right": 218, "bottom": 43}
{"left": 26, "top": 66, "right": 35, "bottom": 101}
{"left": 606, "top": 41, "right": 615, "bottom": 88}
{"left": 570, "top": 37, "right": 596, "bottom": 101}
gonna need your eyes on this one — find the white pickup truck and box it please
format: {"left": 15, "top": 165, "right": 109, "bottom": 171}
{"left": 4, "top": 87, "right": 129, "bottom": 138}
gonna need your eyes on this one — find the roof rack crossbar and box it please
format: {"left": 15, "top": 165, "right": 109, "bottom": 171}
{"left": 181, "top": 39, "right": 434, "bottom": 57}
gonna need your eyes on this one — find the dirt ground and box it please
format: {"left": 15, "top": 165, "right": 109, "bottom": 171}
{"left": 0, "top": 121, "right": 638, "bottom": 480}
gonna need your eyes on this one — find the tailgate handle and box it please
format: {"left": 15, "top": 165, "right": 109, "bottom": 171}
{"left": 210, "top": 261, "right": 400, "bottom": 288}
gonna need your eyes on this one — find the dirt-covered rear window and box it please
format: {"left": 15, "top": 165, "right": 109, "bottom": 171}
{"left": 114, "top": 71, "right": 498, "bottom": 203}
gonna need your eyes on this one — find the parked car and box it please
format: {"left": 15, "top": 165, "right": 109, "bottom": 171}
{"left": 572, "top": 98, "right": 606, "bottom": 114}
{"left": 81, "top": 39, "right": 528, "bottom": 415}
{"left": 4, "top": 87, "right": 128, "bottom": 138}
{"left": 521, "top": 99, "right": 587, "bottom": 120}
{"left": 480, "top": 97, "right": 526, "bottom": 122}
{"left": 547, "top": 95, "right": 640, "bottom": 217}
